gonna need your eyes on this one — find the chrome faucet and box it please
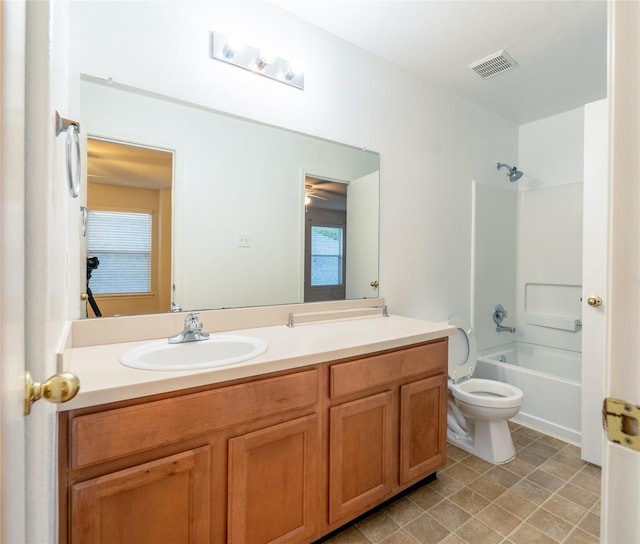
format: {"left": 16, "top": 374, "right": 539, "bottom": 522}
{"left": 492, "top": 303, "right": 516, "bottom": 333}
{"left": 168, "top": 312, "right": 210, "bottom": 344}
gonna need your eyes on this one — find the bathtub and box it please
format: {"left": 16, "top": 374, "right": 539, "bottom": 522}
{"left": 475, "top": 342, "right": 581, "bottom": 444}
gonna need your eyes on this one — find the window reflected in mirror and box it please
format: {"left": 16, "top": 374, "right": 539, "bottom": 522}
{"left": 86, "top": 138, "right": 173, "bottom": 317}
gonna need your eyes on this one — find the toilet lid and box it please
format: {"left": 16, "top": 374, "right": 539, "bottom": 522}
{"left": 447, "top": 317, "right": 477, "bottom": 381}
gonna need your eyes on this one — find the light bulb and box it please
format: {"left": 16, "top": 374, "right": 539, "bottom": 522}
{"left": 256, "top": 49, "right": 276, "bottom": 70}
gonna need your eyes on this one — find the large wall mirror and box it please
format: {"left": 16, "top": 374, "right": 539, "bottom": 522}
{"left": 82, "top": 78, "right": 380, "bottom": 317}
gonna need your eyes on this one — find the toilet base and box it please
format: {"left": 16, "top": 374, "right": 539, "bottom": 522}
{"left": 447, "top": 419, "right": 516, "bottom": 464}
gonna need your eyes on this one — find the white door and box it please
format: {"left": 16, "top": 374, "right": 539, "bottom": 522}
{"left": 601, "top": 1, "right": 640, "bottom": 541}
{"left": 346, "top": 171, "right": 380, "bottom": 299}
{"left": 0, "top": 1, "right": 27, "bottom": 542}
{"left": 581, "top": 98, "right": 608, "bottom": 466}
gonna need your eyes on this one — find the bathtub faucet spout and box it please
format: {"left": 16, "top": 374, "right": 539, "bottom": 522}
{"left": 493, "top": 304, "right": 515, "bottom": 333}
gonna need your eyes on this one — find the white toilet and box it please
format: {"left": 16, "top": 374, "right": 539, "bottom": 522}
{"left": 446, "top": 317, "right": 523, "bottom": 464}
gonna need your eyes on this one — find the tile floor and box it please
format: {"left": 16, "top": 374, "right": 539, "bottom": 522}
{"left": 325, "top": 423, "right": 601, "bottom": 544}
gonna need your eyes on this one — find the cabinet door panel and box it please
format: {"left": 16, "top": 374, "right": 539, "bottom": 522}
{"left": 71, "top": 446, "right": 210, "bottom": 544}
{"left": 329, "top": 391, "right": 393, "bottom": 524}
{"left": 228, "top": 415, "right": 319, "bottom": 544}
{"left": 399, "top": 374, "right": 447, "bottom": 485}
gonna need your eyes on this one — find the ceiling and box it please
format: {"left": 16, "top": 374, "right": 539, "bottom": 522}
{"left": 87, "top": 138, "right": 173, "bottom": 190}
{"left": 273, "top": 1, "right": 607, "bottom": 124}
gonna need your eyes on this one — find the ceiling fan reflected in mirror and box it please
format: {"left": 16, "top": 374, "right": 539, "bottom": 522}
{"left": 304, "top": 177, "right": 348, "bottom": 211}
{"left": 305, "top": 184, "right": 328, "bottom": 202}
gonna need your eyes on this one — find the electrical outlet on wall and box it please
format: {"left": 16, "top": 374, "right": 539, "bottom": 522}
{"left": 236, "top": 233, "right": 252, "bottom": 247}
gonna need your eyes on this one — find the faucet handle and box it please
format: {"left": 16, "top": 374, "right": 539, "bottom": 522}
{"left": 185, "top": 312, "right": 201, "bottom": 329}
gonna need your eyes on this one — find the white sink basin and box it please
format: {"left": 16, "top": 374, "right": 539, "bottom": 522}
{"left": 120, "top": 335, "right": 268, "bottom": 371}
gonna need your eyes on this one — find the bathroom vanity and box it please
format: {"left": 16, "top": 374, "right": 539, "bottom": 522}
{"left": 57, "top": 305, "right": 453, "bottom": 544}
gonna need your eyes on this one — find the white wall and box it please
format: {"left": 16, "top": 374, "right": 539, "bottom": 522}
{"left": 516, "top": 108, "right": 584, "bottom": 352}
{"left": 66, "top": 1, "right": 518, "bottom": 324}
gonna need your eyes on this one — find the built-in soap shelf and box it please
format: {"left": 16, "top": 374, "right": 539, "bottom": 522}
{"left": 525, "top": 312, "right": 581, "bottom": 332}
{"left": 524, "top": 282, "right": 582, "bottom": 332}
{"left": 287, "top": 304, "right": 388, "bottom": 327}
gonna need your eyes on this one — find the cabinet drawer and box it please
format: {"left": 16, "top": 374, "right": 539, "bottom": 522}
{"left": 70, "top": 369, "right": 318, "bottom": 469}
{"left": 330, "top": 340, "right": 447, "bottom": 399}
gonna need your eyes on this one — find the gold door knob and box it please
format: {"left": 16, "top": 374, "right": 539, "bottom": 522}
{"left": 587, "top": 296, "right": 603, "bottom": 308}
{"left": 370, "top": 280, "right": 379, "bottom": 288}
{"left": 24, "top": 371, "right": 80, "bottom": 415}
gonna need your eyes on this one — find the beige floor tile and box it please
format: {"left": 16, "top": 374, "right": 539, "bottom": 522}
{"left": 580, "top": 463, "right": 601, "bottom": 480}
{"left": 539, "top": 457, "right": 581, "bottom": 481}
{"left": 408, "top": 485, "right": 447, "bottom": 511}
{"left": 427, "top": 500, "right": 471, "bottom": 532}
{"left": 454, "top": 519, "right": 502, "bottom": 544}
{"left": 494, "top": 490, "right": 538, "bottom": 520}
{"left": 569, "top": 472, "right": 601, "bottom": 495}
{"left": 404, "top": 513, "right": 451, "bottom": 544}
{"left": 462, "top": 455, "right": 492, "bottom": 475}
{"left": 466, "top": 475, "right": 507, "bottom": 501}
{"left": 443, "top": 463, "right": 481, "bottom": 485}
{"left": 553, "top": 447, "right": 586, "bottom": 470}
{"left": 537, "top": 434, "right": 571, "bottom": 450}
{"left": 540, "top": 494, "right": 587, "bottom": 524}
{"left": 485, "top": 466, "right": 521, "bottom": 488}
{"left": 324, "top": 526, "right": 372, "bottom": 543}
{"left": 474, "top": 504, "right": 521, "bottom": 536}
{"left": 512, "top": 425, "right": 543, "bottom": 439}
{"left": 447, "top": 446, "right": 470, "bottom": 462}
{"left": 384, "top": 497, "right": 424, "bottom": 526}
{"left": 502, "top": 456, "right": 535, "bottom": 478}
{"left": 525, "top": 440, "right": 562, "bottom": 459}
{"left": 428, "top": 473, "right": 464, "bottom": 497}
{"left": 439, "top": 534, "right": 465, "bottom": 544}
{"left": 527, "top": 508, "right": 573, "bottom": 541}
{"left": 526, "top": 469, "right": 565, "bottom": 492}
{"left": 563, "top": 527, "right": 599, "bottom": 544}
{"left": 379, "top": 529, "right": 420, "bottom": 544}
{"left": 510, "top": 478, "right": 553, "bottom": 505}
{"left": 511, "top": 433, "right": 535, "bottom": 450}
{"left": 357, "top": 511, "right": 400, "bottom": 543}
{"left": 448, "top": 488, "right": 491, "bottom": 516}
{"left": 514, "top": 447, "right": 547, "bottom": 467}
{"left": 556, "top": 483, "right": 599, "bottom": 510}
{"left": 508, "top": 523, "right": 557, "bottom": 544}
{"left": 578, "top": 511, "right": 600, "bottom": 539}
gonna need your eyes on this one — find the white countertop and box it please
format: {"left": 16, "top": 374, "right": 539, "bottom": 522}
{"left": 62, "top": 314, "right": 454, "bottom": 410}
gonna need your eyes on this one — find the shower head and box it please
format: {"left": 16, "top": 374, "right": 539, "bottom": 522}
{"left": 497, "top": 162, "right": 523, "bottom": 182}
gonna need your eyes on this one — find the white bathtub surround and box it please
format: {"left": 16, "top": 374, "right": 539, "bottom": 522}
{"left": 476, "top": 341, "right": 582, "bottom": 444}
{"left": 473, "top": 107, "right": 588, "bottom": 456}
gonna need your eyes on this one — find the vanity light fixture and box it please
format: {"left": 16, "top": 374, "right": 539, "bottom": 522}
{"left": 210, "top": 31, "right": 305, "bottom": 90}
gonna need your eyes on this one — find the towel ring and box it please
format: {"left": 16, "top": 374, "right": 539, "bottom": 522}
{"left": 56, "top": 112, "right": 81, "bottom": 198}
{"left": 65, "top": 123, "right": 80, "bottom": 198}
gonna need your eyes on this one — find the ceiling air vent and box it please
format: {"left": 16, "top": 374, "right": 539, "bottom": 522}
{"left": 469, "top": 50, "right": 518, "bottom": 80}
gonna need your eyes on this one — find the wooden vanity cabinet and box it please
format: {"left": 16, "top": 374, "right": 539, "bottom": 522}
{"left": 60, "top": 368, "right": 321, "bottom": 544}
{"left": 326, "top": 340, "right": 448, "bottom": 529}
{"left": 59, "top": 339, "right": 447, "bottom": 544}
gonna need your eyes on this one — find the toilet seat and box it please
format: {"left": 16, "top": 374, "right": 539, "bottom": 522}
{"left": 447, "top": 317, "right": 523, "bottom": 408}
{"left": 450, "top": 378, "right": 523, "bottom": 409}
{"left": 447, "top": 317, "right": 477, "bottom": 383}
